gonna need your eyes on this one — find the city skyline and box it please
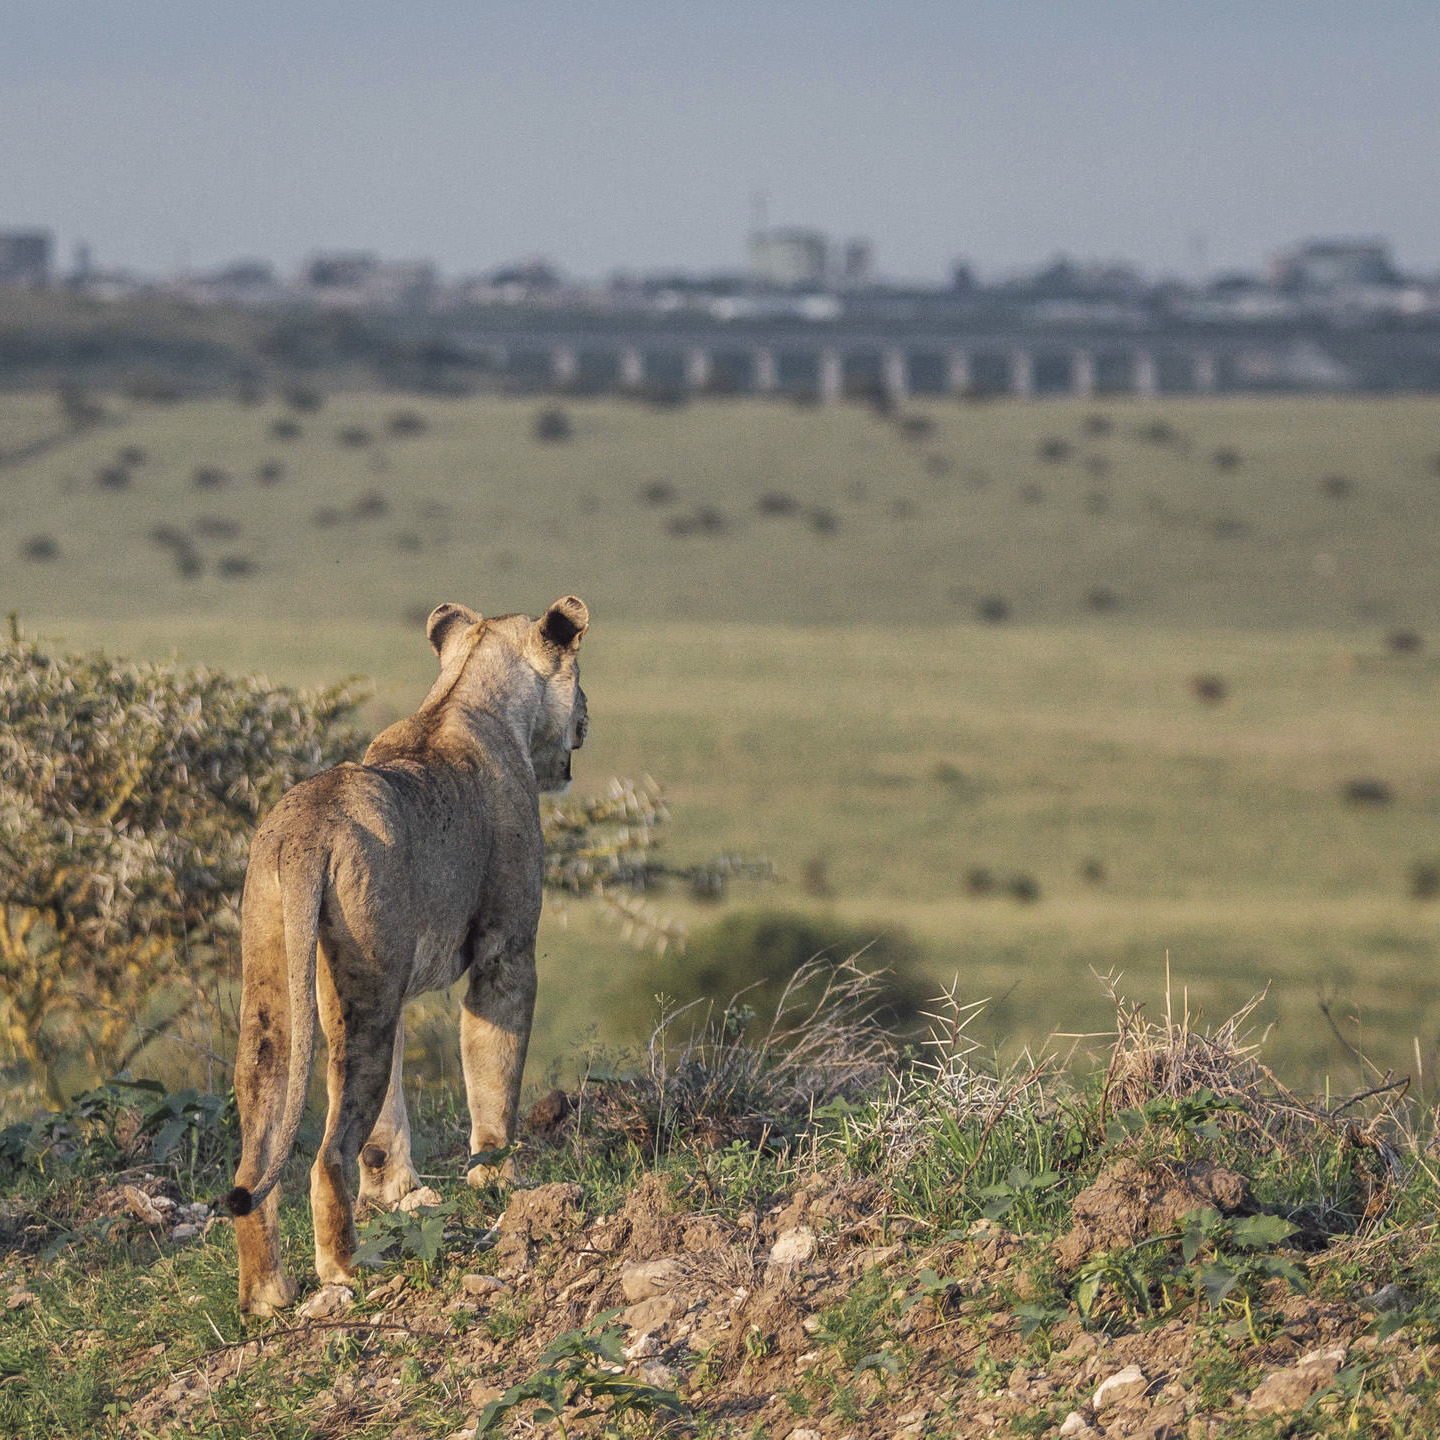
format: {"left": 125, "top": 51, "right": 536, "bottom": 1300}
{"left": 5, "top": 2, "right": 1438, "bottom": 283}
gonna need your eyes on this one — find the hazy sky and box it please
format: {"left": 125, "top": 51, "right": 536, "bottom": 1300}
{"left": 5, "top": 2, "right": 1436, "bottom": 283}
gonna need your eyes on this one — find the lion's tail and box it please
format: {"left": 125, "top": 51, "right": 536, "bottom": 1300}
{"left": 223, "top": 845, "right": 324, "bottom": 1218}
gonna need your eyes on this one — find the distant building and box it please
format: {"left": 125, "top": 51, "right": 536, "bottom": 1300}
{"left": 0, "top": 230, "right": 53, "bottom": 288}
{"left": 305, "top": 251, "right": 380, "bottom": 291}
{"left": 1269, "top": 239, "right": 1398, "bottom": 292}
{"left": 748, "top": 227, "right": 829, "bottom": 288}
{"left": 840, "top": 238, "right": 874, "bottom": 288}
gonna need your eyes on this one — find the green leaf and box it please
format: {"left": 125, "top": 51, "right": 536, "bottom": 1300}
{"left": 1199, "top": 1262, "right": 1238, "bottom": 1307}
{"left": 1231, "top": 1214, "right": 1298, "bottom": 1250}
{"left": 151, "top": 1114, "right": 190, "bottom": 1161}
{"left": 1182, "top": 1207, "right": 1222, "bottom": 1263}
{"left": 855, "top": 1351, "right": 900, "bottom": 1378}
{"left": 1074, "top": 1268, "right": 1102, "bottom": 1319}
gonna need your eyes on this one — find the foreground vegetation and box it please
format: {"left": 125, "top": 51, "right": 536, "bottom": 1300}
{"left": 1, "top": 970, "right": 1438, "bottom": 1438}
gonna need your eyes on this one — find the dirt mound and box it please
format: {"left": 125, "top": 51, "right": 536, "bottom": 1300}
{"left": 1055, "top": 1158, "right": 1251, "bottom": 1270}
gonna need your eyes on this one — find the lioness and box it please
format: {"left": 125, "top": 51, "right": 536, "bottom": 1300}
{"left": 223, "top": 596, "right": 589, "bottom": 1315}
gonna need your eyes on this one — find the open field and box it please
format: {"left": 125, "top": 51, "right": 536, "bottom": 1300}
{"left": 3, "top": 392, "right": 1439, "bottom": 1087}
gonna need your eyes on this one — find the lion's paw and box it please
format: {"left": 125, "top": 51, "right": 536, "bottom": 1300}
{"left": 465, "top": 1158, "right": 517, "bottom": 1191}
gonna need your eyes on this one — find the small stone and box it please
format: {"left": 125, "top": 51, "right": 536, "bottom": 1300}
{"left": 1248, "top": 1345, "right": 1346, "bottom": 1415}
{"left": 1094, "top": 1364, "right": 1148, "bottom": 1409}
{"left": 297, "top": 1284, "right": 354, "bottom": 1319}
{"left": 397, "top": 1185, "right": 444, "bottom": 1212}
{"left": 622, "top": 1293, "right": 682, "bottom": 1335}
{"left": 768, "top": 1226, "right": 817, "bottom": 1265}
{"left": 170, "top": 1223, "right": 202, "bottom": 1242}
{"left": 444, "top": 1299, "right": 479, "bottom": 1315}
{"left": 787, "top": 1430, "right": 823, "bottom": 1440}
{"left": 124, "top": 1186, "right": 166, "bottom": 1226}
{"left": 622, "top": 1332, "right": 658, "bottom": 1361}
{"left": 620, "top": 1256, "right": 685, "bottom": 1301}
{"left": 1058, "top": 1413, "right": 1090, "bottom": 1438}
{"left": 461, "top": 1273, "right": 506, "bottom": 1297}
{"left": 638, "top": 1360, "right": 676, "bottom": 1388}
{"left": 1362, "top": 1283, "right": 1412, "bottom": 1314}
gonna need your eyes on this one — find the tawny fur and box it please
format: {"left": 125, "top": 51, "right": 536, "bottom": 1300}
{"left": 225, "top": 596, "right": 589, "bottom": 1315}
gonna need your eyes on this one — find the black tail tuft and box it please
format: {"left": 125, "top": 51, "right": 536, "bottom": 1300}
{"left": 224, "top": 1185, "right": 254, "bottom": 1217}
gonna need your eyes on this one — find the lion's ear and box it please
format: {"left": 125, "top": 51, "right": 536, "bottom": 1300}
{"left": 537, "top": 595, "right": 589, "bottom": 652}
{"left": 426, "top": 602, "right": 481, "bottom": 658}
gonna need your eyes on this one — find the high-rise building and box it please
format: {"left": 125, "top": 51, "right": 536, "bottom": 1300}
{"left": 748, "top": 228, "right": 829, "bottom": 289}
{"left": 0, "top": 231, "right": 53, "bottom": 288}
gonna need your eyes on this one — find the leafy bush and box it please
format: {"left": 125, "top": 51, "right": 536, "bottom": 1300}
{"left": 640, "top": 909, "right": 926, "bottom": 1037}
{"left": 0, "top": 629, "right": 367, "bottom": 1099}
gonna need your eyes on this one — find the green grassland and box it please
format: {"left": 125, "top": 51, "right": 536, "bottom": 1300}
{"left": 3, "top": 390, "right": 1439, "bottom": 1086}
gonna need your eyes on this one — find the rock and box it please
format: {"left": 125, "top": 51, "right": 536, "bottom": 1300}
{"left": 637, "top": 1360, "right": 676, "bottom": 1388}
{"left": 1058, "top": 1413, "right": 1091, "bottom": 1437}
{"left": 622, "top": 1293, "right": 682, "bottom": 1336}
{"left": 499, "top": 1182, "right": 583, "bottom": 1238}
{"left": 460, "top": 1273, "right": 506, "bottom": 1297}
{"left": 1094, "top": 1364, "right": 1148, "bottom": 1409}
{"left": 367, "top": 1274, "right": 407, "bottom": 1303}
{"left": 768, "top": 1226, "right": 817, "bottom": 1266}
{"left": 397, "top": 1185, "right": 444, "bottom": 1213}
{"left": 620, "top": 1256, "right": 685, "bottom": 1301}
{"left": 787, "top": 1430, "right": 823, "bottom": 1440}
{"left": 1247, "top": 1344, "right": 1346, "bottom": 1415}
{"left": 1362, "top": 1283, "right": 1413, "bottom": 1314}
{"left": 170, "top": 1223, "right": 201, "bottom": 1242}
{"left": 297, "top": 1284, "right": 354, "bottom": 1319}
{"left": 124, "top": 1185, "right": 167, "bottom": 1226}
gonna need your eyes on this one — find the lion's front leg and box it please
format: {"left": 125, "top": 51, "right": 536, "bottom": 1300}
{"left": 460, "top": 949, "right": 536, "bottom": 1188}
{"left": 358, "top": 1013, "right": 422, "bottom": 1209}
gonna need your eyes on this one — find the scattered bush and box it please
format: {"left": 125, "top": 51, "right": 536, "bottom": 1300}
{"left": 1319, "top": 474, "right": 1352, "bottom": 500}
{"left": 94, "top": 464, "right": 130, "bottom": 491}
{"left": 756, "top": 491, "right": 799, "bottom": 518}
{"left": 962, "top": 865, "right": 995, "bottom": 896}
{"left": 269, "top": 417, "right": 302, "bottom": 441}
{"left": 392, "top": 532, "right": 423, "bottom": 553}
{"left": 924, "top": 453, "right": 954, "bottom": 477}
{"left": 641, "top": 910, "right": 927, "bottom": 1040}
{"left": 1190, "top": 674, "right": 1228, "bottom": 704}
{"left": 533, "top": 407, "right": 572, "bottom": 442}
{"left": 1086, "top": 585, "right": 1121, "bottom": 614}
{"left": 1386, "top": 629, "right": 1423, "bottom": 655}
{"left": 889, "top": 498, "right": 915, "bottom": 520}
{"left": 57, "top": 380, "right": 104, "bottom": 428}
{"left": 1006, "top": 873, "right": 1041, "bottom": 903}
{"left": 897, "top": 414, "right": 935, "bottom": 440}
{"left": 638, "top": 480, "right": 676, "bottom": 507}
{"left": 336, "top": 425, "right": 373, "bottom": 447}
{"left": 1083, "top": 413, "right": 1113, "bottom": 437}
{"left": 806, "top": 507, "right": 839, "bottom": 536}
{"left": 117, "top": 445, "right": 148, "bottom": 467}
{"left": 20, "top": 536, "right": 59, "bottom": 563}
{"left": 192, "top": 465, "right": 229, "bottom": 490}
{"left": 1211, "top": 514, "right": 1247, "bottom": 540}
{"left": 1212, "top": 447, "right": 1242, "bottom": 470}
{"left": 386, "top": 409, "right": 428, "bottom": 436}
{"left": 1137, "top": 419, "right": 1177, "bottom": 445}
{"left": 352, "top": 490, "right": 390, "bottom": 520}
{"left": 1080, "top": 857, "right": 1107, "bottom": 885}
{"left": 976, "top": 595, "right": 1010, "bottom": 623}
{"left": 1018, "top": 483, "right": 1047, "bottom": 504}
{"left": 215, "top": 555, "right": 256, "bottom": 579}
{"left": 256, "top": 460, "right": 286, "bottom": 485}
{"left": 310, "top": 506, "right": 344, "bottom": 528}
{"left": 666, "top": 506, "right": 727, "bottom": 537}
{"left": 1410, "top": 861, "right": 1440, "bottom": 902}
{"left": 1342, "top": 778, "right": 1393, "bottom": 806}
{"left": 1038, "top": 437, "right": 1071, "bottom": 463}
{"left": 236, "top": 376, "right": 265, "bottom": 406}
{"left": 149, "top": 527, "right": 203, "bottom": 579}
{"left": 282, "top": 382, "right": 324, "bottom": 413}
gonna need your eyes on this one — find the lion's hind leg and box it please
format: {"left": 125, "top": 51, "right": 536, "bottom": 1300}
{"left": 358, "top": 1014, "right": 422, "bottom": 1209}
{"left": 311, "top": 973, "right": 398, "bottom": 1288}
